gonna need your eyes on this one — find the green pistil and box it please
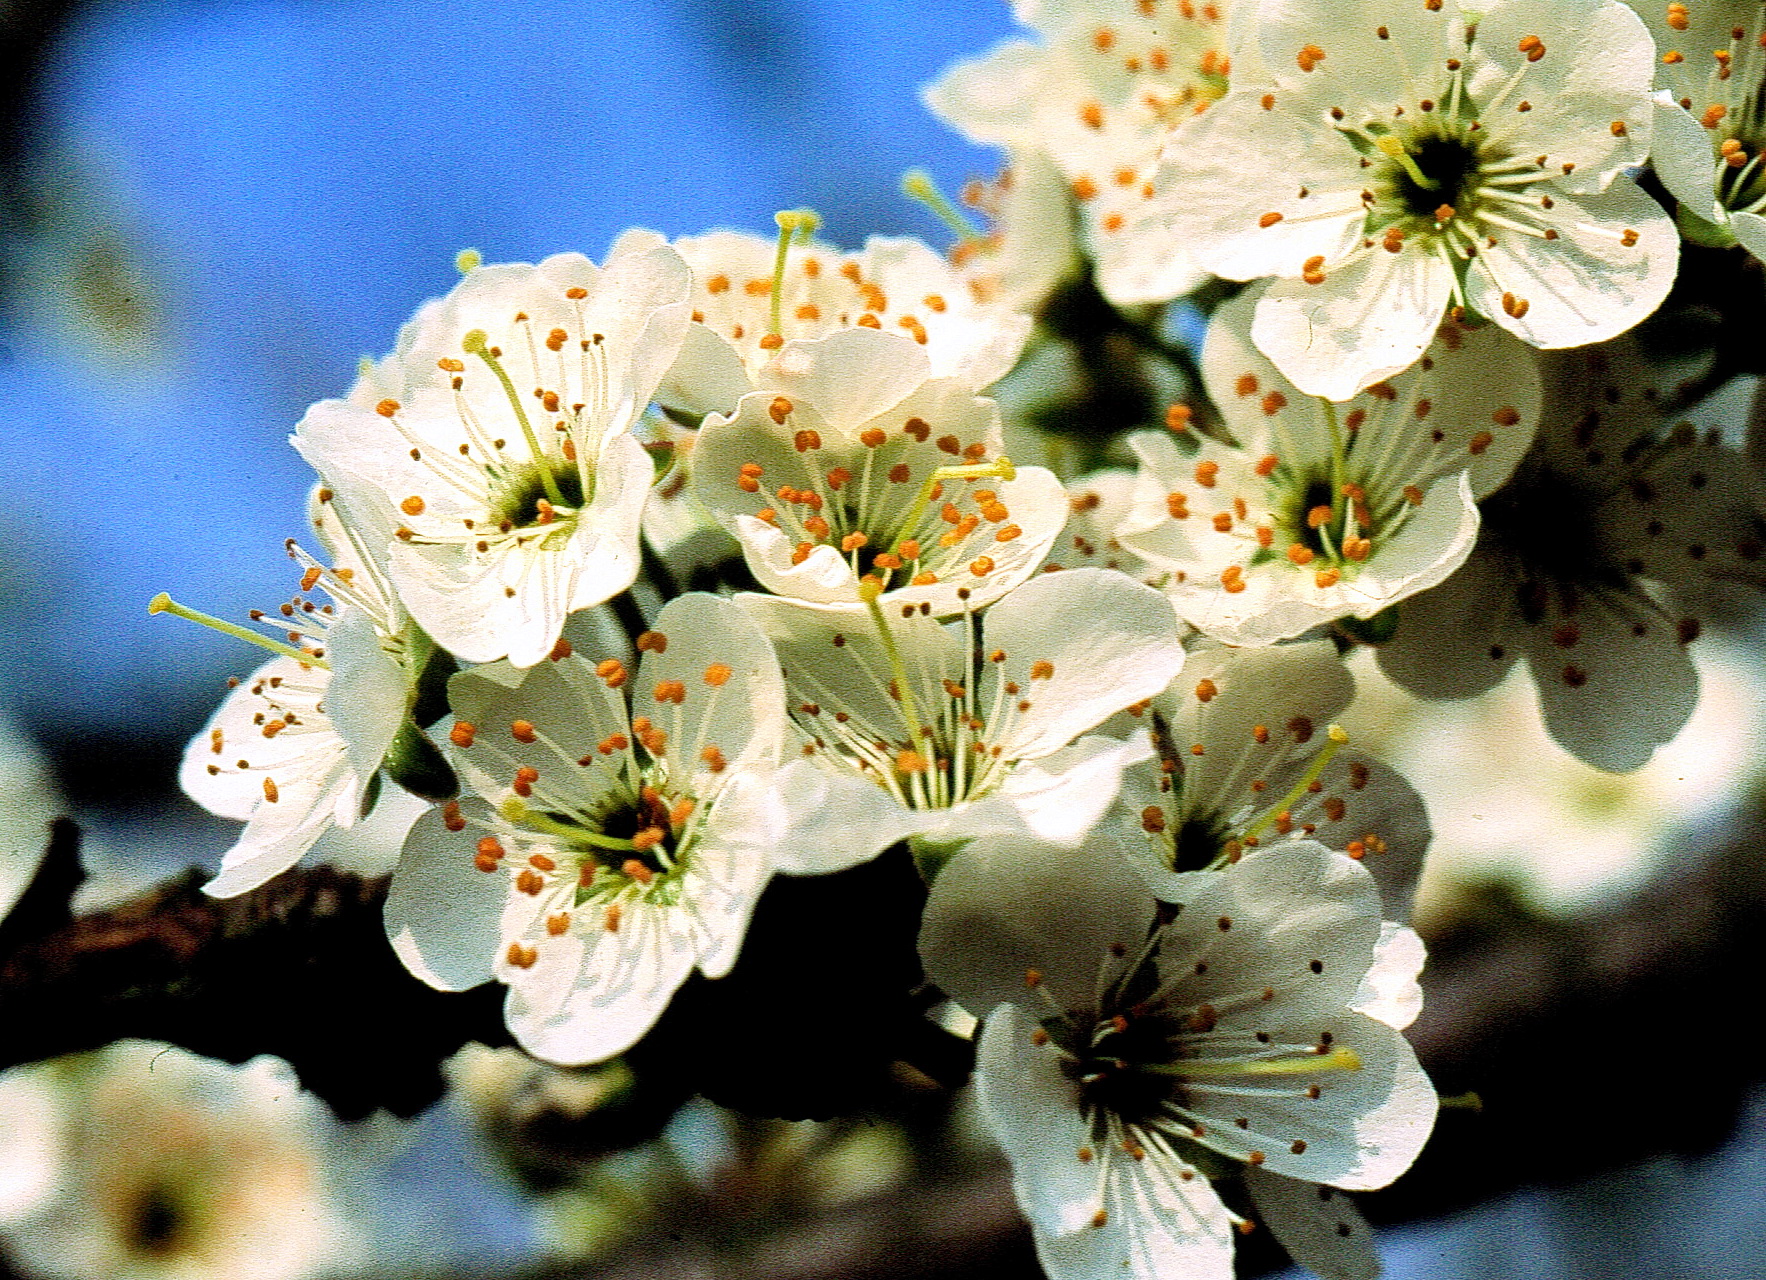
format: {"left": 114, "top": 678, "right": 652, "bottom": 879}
{"left": 500, "top": 796, "right": 638, "bottom": 852}
{"left": 1134, "top": 1046, "right": 1363, "bottom": 1078}
{"left": 862, "top": 589, "right": 930, "bottom": 758}
{"left": 462, "top": 329, "right": 564, "bottom": 507}
{"left": 886, "top": 456, "right": 1018, "bottom": 555}
{"left": 1376, "top": 136, "right": 1438, "bottom": 192}
{"left": 1236, "top": 724, "right": 1350, "bottom": 848}
{"left": 769, "top": 208, "right": 821, "bottom": 338}
{"left": 902, "top": 169, "right": 986, "bottom": 245}
{"left": 147, "top": 593, "right": 330, "bottom": 669}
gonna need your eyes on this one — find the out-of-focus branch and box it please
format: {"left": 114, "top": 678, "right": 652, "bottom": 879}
{"left": 0, "top": 819, "right": 510, "bottom": 1120}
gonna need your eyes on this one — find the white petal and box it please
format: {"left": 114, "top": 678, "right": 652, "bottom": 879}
{"left": 975, "top": 1004, "right": 1107, "bottom": 1238}
{"left": 658, "top": 316, "right": 756, "bottom": 419}
{"left": 1519, "top": 592, "right": 1699, "bottom": 772}
{"left": 639, "top": 592, "right": 786, "bottom": 788}
{"left": 1650, "top": 92, "right": 1724, "bottom": 222}
{"left": 1352, "top": 922, "right": 1427, "bottom": 1030}
{"left": 996, "top": 733, "right": 1155, "bottom": 845}
{"left": 1243, "top": 1169, "right": 1381, "bottom": 1280}
{"left": 383, "top": 801, "right": 507, "bottom": 991}
{"left": 1160, "top": 94, "right": 1366, "bottom": 284}
{"left": 982, "top": 567, "right": 1187, "bottom": 759}
{"left": 504, "top": 901, "right": 698, "bottom": 1065}
{"left": 919, "top": 826, "right": 1155, "bottom": 1019}
{"left": 323, "top": 608, "right": 408, "bottom": 785}
{"left": 1462, "top": 0, "right": 1655, "bottom": 191}
{"left": 922, "top": 39, "right": 1049, "bottom": 148}
{"left": 764, "top": 328, "right": 931, "bottom": 430}
{"left": 1032, "top": 1143, "right": 1235, "bottom": 1280}
{"left": 1375, "top": 547, "right": 1518, "bottom": 700}
{"left": 1732, "top": 211, "right": 1766, "bottom": 263}
{"left": 766, "top": 759, "right": 934, "bottom": 875}
{"left": 1465, "top": 180, "right": 1678, "bottom": 350}
{"left": 1251, "top": 251, "right": 1453, "bottom": 401}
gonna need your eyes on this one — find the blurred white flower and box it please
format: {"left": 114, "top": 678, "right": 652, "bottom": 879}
{"left": 1348, "top": 636, "right": 1766, "bottom": 913}
{"left": 1376, "top": 343, "right": 1766, "bottom": 771}
{"left": 0, "top": 1042, "right": 358, "bottom": 1280}
{"left": 926, "top": 0, "right": 1233, "bottom": 305}
{"left": 1159, "top": 0, "right": 1677, "bottom": 398}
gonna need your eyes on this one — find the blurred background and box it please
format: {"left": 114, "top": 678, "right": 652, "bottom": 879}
{"left": 1, "top": 1, "right": 1765, "bottom": 1277}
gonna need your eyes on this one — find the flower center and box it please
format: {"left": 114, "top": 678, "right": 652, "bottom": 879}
{"left": 1381, "top": 130, "right": 1482, "bottom": 226}
{"left": 494, "top": 459, "right": 586, "bottom": 531}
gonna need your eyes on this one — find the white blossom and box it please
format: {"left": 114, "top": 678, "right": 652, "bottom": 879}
{"left": 660, "top": 229, "right": 1032, "bottom": 418}
{"left": 0, "top": 1042, "right": 359, "bottom": 1280}
{"left": 1159, "top": 0, "right": 1678, "bottom": 398}
{"left": 919, "top": 833, "right": 1436, "bottom": 1280}
{"left": 175, "top": 489, "right": 425, "bottom": 897}
{"left": 294, "top": 232, "right": 692, "bottom": 668}
{"left": 1641, "top": 0, "right": 1766, "bottom": 259}
{"left": 384, "top": 593, "right": 860, "bottom": 1065}
{"left": 926, "top": 0, "right": 1234, "bottom": 305}
{"left": 1117, "top": 293, "right": 1540, "bottom": 643}
{"left": 1120, "top": 641, "right": 1431, "bottom": 918}
{"left": 691, "top": 328, "right": 1068, "bottom": 615}
{"left": 739, "top": 567, "right": 1187, "bottom": 860}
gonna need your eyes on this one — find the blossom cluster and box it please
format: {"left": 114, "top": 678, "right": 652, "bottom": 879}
{"left": 154, "top": 0, "right": 1766, "bottom": 1276}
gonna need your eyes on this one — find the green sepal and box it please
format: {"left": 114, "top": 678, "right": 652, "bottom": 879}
{"left": 383, "top": 718, "right": 458, "bottom": 802}
{"left": 1168, "top": 1133, "right": 1239, "bottom": 1182}
{"left": 644, "top": 439, "right": 678, "bottom": 483}
{"left": 1676, "top": 204, "right": 1738, "bottom": 250}
{"left": 1337, "top": 605, "right": 1401, "bottom": 646}
{"left": 908, "top": 833, "right": 970, "bottom": 885}
{"left": 407, "top": 633, "right": 458, "bottom": 729}
{"left": 357, "top": 768, "right": 384, "bottom": 821}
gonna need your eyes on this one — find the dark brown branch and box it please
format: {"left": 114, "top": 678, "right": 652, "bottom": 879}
{"left": 0, "top": 820, "right": 510, "bottom": 1120}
